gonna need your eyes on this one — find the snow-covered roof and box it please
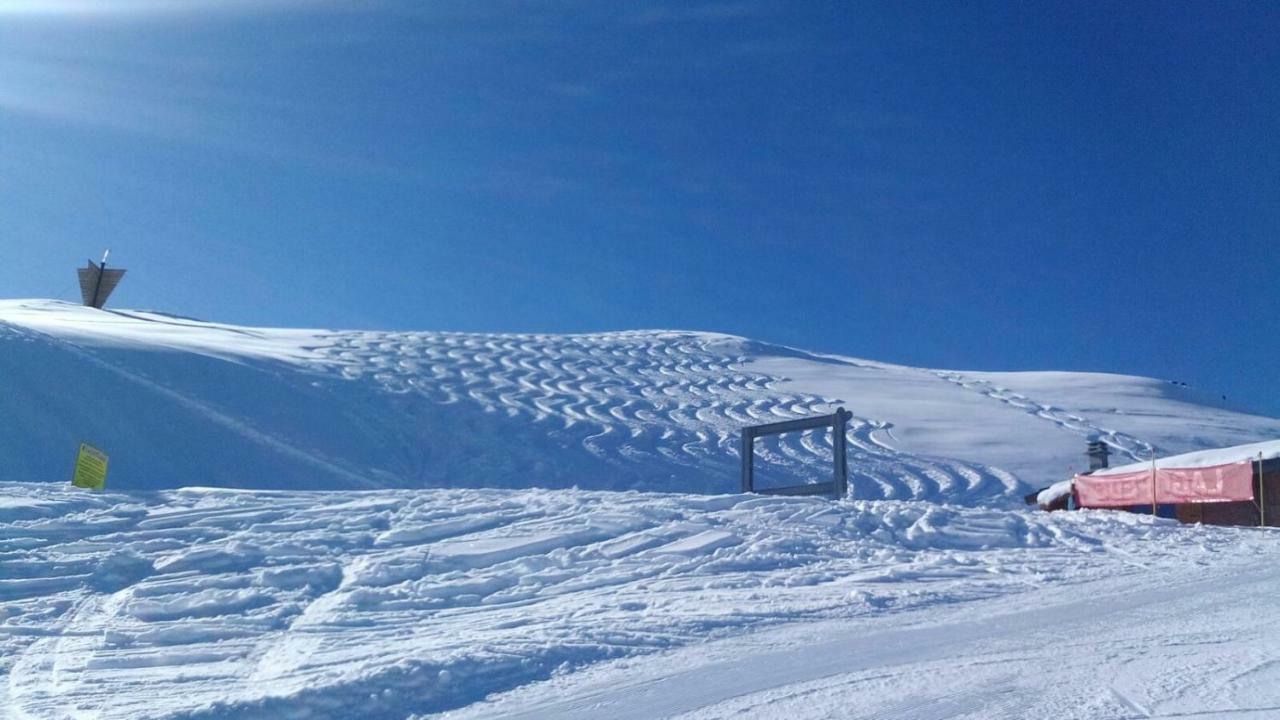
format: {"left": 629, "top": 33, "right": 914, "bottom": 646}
{"left": 1037, "top": 480, "right": 1073, "bottom": 505}
{"left": 1094, "top": 438, "right": 1280, "bottom": 477}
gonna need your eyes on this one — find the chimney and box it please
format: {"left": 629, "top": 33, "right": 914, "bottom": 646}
{"left": 1087, "top": 440, "right": 1110, "bottom": 471}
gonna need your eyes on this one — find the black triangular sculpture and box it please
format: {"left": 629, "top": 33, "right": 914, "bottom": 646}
{"left": 78, "top": 259, "right": 127, "bottom": 309}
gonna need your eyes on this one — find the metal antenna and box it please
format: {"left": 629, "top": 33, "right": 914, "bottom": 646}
{"left": 90, "top": 250, "right": 109, "bottom": 309}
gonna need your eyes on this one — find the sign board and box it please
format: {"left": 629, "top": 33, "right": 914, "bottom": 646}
{"left": 77, "top": 258, "right": 127, "bottom": 309}
{"left": 1074, "top": 460, "right": 1255, "bottom": 507}
{"left": 72, "top": 443, "right": 109, "bottom": 491}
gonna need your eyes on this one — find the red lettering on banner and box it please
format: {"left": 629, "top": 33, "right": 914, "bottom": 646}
{"left": 1075, "top": 461, "right": 1254, "bottom": 508}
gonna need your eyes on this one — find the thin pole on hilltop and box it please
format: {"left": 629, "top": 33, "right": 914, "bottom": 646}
{"left": 90, "top": 249, "right": 110, "bottom": 309}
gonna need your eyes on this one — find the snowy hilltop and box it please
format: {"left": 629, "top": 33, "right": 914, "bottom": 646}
{"left": 6, "top": 299, "right": 1280, "bottom": 719}
{"left": 1, "top": 299, "right": 1276, "bottom": 498}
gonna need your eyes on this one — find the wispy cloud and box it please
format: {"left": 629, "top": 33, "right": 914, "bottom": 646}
{"left": 0, "top": 0, "right": 314, "bottom": 15}
{"left": 0, "top": 54, "right": 206, "bottom": 133}
{"left": 0, "top": 45, "right": 401, "bottom": 177}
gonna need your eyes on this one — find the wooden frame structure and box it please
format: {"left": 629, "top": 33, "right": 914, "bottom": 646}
{"left": 740, "top": 408, "right": 851, "bottom": 498}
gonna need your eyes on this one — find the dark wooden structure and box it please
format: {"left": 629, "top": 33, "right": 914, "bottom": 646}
{"left": 1087, "top": 440, "right": 1110, "bottom": 471}
{"left": 1175, "top": 457, "right": 1280, "bottom": 527}
{"left": 741, "top": 408, "right": 850, "bottom": 498}
{"left": 77, "top": 253, "right": 126, "bottom": 309}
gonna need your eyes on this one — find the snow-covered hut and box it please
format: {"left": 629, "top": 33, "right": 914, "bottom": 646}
{"left": 1073, "top": 439, "right": 1280, "bottom": 526}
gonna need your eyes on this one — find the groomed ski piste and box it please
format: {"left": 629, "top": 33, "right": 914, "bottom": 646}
{"left": 4, "top": 299, "right": 1280, "bottom": 719}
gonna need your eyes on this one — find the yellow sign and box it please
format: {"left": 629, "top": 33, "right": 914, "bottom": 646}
{"left": 72, "top": 443, "right": 108, "bottom": 491}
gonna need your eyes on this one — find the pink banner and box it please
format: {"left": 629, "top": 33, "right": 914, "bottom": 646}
{"left": 1158, "top": 463, "right": 1256, "bottom": 504}
{"left": 1075, "top": 469, "right": 1155, "bottom": 507}
{"left": 1075, "top": 461, "right": 1255, "bottom": 508}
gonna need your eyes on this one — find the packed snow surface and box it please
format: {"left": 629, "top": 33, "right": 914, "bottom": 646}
{"left": 6, "top": 483, "right": 1280, "bottom": 719}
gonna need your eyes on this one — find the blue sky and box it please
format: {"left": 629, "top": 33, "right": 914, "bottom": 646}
{"left": 3, "top": 1, "right": 1278, "bottom": 415}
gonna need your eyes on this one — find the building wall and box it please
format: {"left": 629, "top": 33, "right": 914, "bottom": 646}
{"left": 1173, "top": 464, "right": 1280, "bottom": 527}
{"left": 1260, "top": 468, "right": 1280, "bottom": 526}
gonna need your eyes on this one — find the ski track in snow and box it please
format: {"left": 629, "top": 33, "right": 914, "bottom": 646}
{"left": 302, "top": 330, "right": 1019, "bottom": 502}
{"left": 4, "top": 484, "right": 1279, "bottom": 719}
{"left": 932, "top": 371, "right": 1157, "bottom": 463}
{"left": 8, "top": 300, "right": 1278, "bottom": 500}
{"left": 0, "top": 305, "right": 1024, "bottom": 501}
{"left": 458, "top": 557, "right": 1280, "bottom": 720}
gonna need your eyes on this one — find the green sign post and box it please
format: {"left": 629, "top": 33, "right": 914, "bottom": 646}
{"left": 72, "top": 443, "right": 109, "bottom": 491}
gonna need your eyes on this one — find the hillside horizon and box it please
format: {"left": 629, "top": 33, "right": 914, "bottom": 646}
{"left": 3, "top": 298, "right": 1275, "bottom": 497}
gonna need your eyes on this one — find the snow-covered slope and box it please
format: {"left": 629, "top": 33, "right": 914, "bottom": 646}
{"left": 6, "top": 482, "right": 1280, "bottom": 720}
{"left": 6, "top": 299, "right": 1280, "bottom": 719}
{"left": 2, "top": 299, "right": 1277, "bottom": 499}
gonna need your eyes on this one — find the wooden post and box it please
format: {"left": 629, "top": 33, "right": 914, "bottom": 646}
{"left": 1150, "top": 449, "right": 1158, "bottom": 516}
{"left": 740, "top": 428, "right": 754, "bottom": 493}
{"left": 90, "top": 249, "right": 114, "bottom": 308}
{"left": 89, "top": 260, "right": 106, "bottom": 309}
{"left": 832, "top": 409, "right": 849, "bottom": 498}
{"left": 1259, "top": 452, "right": 1266, "bottom": 527}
